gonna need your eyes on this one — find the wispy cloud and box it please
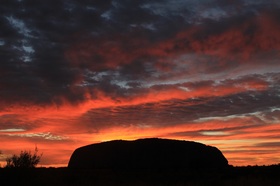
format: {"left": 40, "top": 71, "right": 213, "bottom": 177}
{"left": 0, "top": 0, "right": 279, "bottom": 167}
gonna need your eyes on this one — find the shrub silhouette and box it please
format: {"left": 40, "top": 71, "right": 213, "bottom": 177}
{"left": 5, "top": 147, "right": 42, "bottom": 168}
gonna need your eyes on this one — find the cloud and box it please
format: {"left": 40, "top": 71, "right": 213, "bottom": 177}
{"left": 0, "top": 0, "right": 279, "bottom": 107}
{"left": 255, "top": 142, "right": 280, "bottom": 148}
{"left": 0, "top": 0, "right": 280, "bottom": 167}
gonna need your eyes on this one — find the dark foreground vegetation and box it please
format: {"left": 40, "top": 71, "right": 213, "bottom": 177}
{"left": 1, "top": 165, "right": 280, "bottom": 186}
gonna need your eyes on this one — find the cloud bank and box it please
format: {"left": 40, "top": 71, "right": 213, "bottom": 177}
{"left": 0, "top": 0, "right": 280, "bottom": 166}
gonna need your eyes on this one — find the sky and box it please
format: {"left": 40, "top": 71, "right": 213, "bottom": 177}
{"left": 0, "top": 0, "right": 280, "bottom": 167}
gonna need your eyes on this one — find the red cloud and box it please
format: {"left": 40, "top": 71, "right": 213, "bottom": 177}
{"left": 64, "top": 34, "right": 154, "bottom": 71}
{"left": 65, "top": 11, "right": 280, "bottom": 77}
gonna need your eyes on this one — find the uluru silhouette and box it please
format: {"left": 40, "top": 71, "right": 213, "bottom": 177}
{"left": 68, "top": 138, "right": 228, "bottom": 170}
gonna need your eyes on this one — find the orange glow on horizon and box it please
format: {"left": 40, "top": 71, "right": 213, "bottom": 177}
{"left": 2, "top": 118, "right": 279, "bottom": 167}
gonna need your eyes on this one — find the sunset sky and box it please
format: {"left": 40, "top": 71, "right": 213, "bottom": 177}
{"left": 0, "top": 0, "right": 280, "bottom": 167}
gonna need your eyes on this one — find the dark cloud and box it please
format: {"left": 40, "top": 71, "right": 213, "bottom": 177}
{"left": 256, "top": 142, "right": 280, "bottom": 148}
{"left": 75, "top": 73, "right": 279, "bottom": 131}
{"left": 0, "top": 114, "right": 32, "bottom": 130}
{"left": 0, "top": 0, "right": 278, "bottom": 114}
{"left": 1, "top": 0, "right": 280, "bottom": 167}
{"left": 0, "top": 0, "right": 279, "bottom": 108}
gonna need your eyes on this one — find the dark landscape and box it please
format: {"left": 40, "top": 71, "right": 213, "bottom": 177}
{"left": 1, "top": 164, "right": 280, "bottom": 185}
{"left": 1, "top": 138, "right": 280, "bottom": 186}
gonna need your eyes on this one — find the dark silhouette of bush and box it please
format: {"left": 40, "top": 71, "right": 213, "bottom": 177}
{"left": 68, "top": 138, "right": 229, "bottom": 170}
{"left": 5, "top": 147, "right": 42, "bottom": 168}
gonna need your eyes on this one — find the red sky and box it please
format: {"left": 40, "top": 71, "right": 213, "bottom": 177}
{"left": 0, "top": 0, "right": 280, "bottom": 167}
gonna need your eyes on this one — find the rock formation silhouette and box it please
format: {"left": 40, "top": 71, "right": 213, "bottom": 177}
{"left": 68, "top": 138, "right": 228, "bottom": 170}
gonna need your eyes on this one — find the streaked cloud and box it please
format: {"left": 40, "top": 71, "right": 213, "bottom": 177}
{"left": 0, "top": 128, "right": 25, "bottom": 132}
{"left": 0, "top": 0, "right": 279, "bottom": 167}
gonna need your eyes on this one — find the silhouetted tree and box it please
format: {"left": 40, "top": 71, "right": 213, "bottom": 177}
{"left": 0, "top": 150, "right": 2, "bottom": 168}
{"left": 5, "top": 147, "right": 42, "bottom": 168}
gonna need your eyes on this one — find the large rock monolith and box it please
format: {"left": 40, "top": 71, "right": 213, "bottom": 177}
{"left": 68, "top": 138, "right": 228, "bottom": 170}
